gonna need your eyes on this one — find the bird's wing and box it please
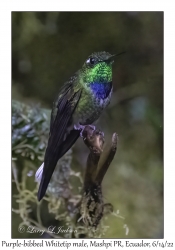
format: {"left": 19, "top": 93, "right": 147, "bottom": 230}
{"left": 50, "top": 74, "right": 78, "bottom": 131}
{"left": 37, "top": 86, "right": 82, "bottom": 201}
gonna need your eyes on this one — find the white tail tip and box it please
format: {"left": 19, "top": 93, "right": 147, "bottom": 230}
{"left": 35, "top": 162, "right": 44, "bottom": 183}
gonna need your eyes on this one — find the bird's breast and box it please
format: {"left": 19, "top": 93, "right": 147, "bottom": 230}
{"left": 73, "top": 81, "right": 113, "bottom": 125}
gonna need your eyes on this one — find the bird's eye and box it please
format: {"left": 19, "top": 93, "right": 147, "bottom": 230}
{"left": 86, "top": 57, "right": 96, "bottom": 65}
{"left": 90, "top": 57, "right": 95, "bottom": 64}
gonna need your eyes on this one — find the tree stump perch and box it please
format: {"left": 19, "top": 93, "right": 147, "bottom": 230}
{"left": 78, "top": 125, "right": 118, "bottom": 229}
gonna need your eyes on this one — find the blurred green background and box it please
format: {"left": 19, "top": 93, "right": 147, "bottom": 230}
{"left": 12, "top": 12, "right": 163, "bottom": 238}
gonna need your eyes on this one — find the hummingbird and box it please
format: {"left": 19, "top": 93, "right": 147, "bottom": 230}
{"left": 36, "top": 51, "right": 120, "bottom": 201}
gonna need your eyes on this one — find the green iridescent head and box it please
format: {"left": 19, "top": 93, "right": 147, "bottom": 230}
{"left": 81, "top": 51, "right": 115, "bottom": 85}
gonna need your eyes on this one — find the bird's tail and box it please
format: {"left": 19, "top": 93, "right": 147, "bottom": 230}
{"left": 35, "top": 162, "right": 44, "bottom": 183}
{"left": 36, "top": 129, "right": 80, "bottom": 201}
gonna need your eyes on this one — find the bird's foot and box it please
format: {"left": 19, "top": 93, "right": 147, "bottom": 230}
{"left": 74, "top": 123, "right": 85, "bottom": 137}
{"left": 81, "top": 125, "right": 97, "bottom": 137}
{"left": 88, "top": 124, "right": 96, "bottom": 131}
{"left": 81, "top": 126, "right": 105, "bottom": 153}
{"left": 74, "top": 124, "right": 96, "bottom": 137}
{"left": 74, "top": 123, "right": 84, "bottom": 131}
